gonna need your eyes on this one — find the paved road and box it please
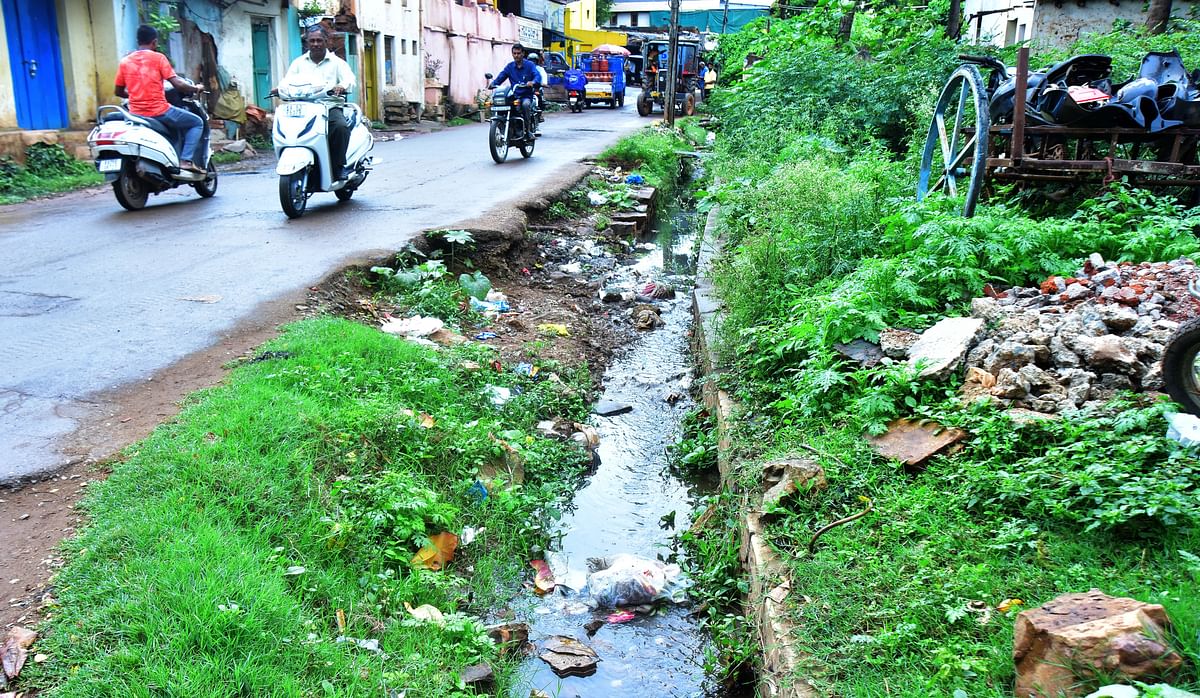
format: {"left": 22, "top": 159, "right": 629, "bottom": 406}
{"left": 0, "top": 98, "right": 649, "bottom": 483}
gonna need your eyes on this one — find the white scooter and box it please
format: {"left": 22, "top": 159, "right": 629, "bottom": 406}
{"left": 271, "top": 82, "right": 374, "bottom": 219}
{"left": 88, "top": 84, "right": 217, "bottom": 210}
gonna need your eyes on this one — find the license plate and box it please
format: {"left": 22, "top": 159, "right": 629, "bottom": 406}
{"left": 282, "top": 103, "right": 306, "bottom": 117}
{"left": 97, "top": 158, "right": 121, "bottom": 173}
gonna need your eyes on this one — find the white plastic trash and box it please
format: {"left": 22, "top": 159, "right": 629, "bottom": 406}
{"left": 1165, "top": 412, "right": 1200, "bottom": 447}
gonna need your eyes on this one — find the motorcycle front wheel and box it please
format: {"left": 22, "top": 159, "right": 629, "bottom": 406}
{"left": 520, "top": 135, "right": 535, "bottom": 159}
{"left": 113, "top": 169, "right": 149, "bottom": 211}
{"left": 489, "top": 119, "right": 509, "bottom": 163}
{"left": 193, "top": 159, "right": 218, "bottom": 198}
{"left": 280, "top": 169, "right": 308, "bottom": 219}
{"left": 1163, "top": 317, "right": 1200, "bottom": 415}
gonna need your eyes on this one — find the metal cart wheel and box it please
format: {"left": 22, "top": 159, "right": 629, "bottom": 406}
{"left": 917, "top": 64, "right": 990, "bottom": 217}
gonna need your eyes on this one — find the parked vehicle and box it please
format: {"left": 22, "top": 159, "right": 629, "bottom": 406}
{"left": 484, "top": 74, "right": 539, "bottom": 163}
{"left": 1162, "top": 279, "right": 1200, "bottom": 415}
{"left": 543, "top": 51, "right": 570, "bottom": 103}
{"left": 637, "top": 39, "right": 701, "bottom": 117}
{"left": 87, "top": 81, "right": 217, "bottom": 211}
{"left": 271, "top": 82, "right": 374, "bottom": 219}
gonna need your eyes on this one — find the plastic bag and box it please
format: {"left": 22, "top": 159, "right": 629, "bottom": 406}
{"left": 214, "top": 86, "right": 247, "bottom": 123}
{"left": 584, "top": 554, "right": 688, "bottom": 608}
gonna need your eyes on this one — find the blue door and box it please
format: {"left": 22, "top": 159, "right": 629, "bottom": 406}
{"left": 2, "top": 0, "right": 69, "bottom": 129}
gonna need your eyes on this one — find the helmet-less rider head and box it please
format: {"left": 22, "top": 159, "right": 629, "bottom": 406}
{"left": 278, "top": 26, "right": 358, "bottom": 180}
{"left": 489, "top": 44, "right": 542, "bottom": 137}
{"left": 114, "top": 24, "right": 206, "bottom": 173}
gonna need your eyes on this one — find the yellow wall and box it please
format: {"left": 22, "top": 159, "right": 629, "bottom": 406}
{"left": 0, "top": 11, "right": 16, "bottom": 128}
{"left": 550, "top": 1, "right": 626, "bottom": 61}
{"left": 58, "top": 0, "right": 100, "bottom": 127}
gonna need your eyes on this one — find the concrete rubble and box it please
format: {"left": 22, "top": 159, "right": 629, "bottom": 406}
{"left": 889, "top": 256, "right": 1200, "bottom": 413}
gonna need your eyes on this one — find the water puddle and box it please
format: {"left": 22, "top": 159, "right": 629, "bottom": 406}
{"left": 512, "top": 187, "right": 716, "bottom": 696}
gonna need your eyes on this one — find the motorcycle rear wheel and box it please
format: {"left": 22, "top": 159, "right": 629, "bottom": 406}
{"left": 193, "top": 159, "right": 218, "bottom": 198}
{"left": 1163, "top": 317, "right": 1200, "bottom": 415}
{"left": 489, "top": 120, "right": 509, "bottom": 163}
{"left": 280, "top": 170, "right": 308, "bottom": 219}
{"left": 113, "top": 170, "right": 149, "bottom": 211}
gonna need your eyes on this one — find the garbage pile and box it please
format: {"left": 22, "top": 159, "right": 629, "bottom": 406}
{"left": 886, "top": 255, "right": 1199, "bottom": 413}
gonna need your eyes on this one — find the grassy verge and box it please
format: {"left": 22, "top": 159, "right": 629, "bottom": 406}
{"left": 697, "top": 10, "right": 1200, "bottom": 697}
{"left": 0, "top": 144, "right": 102, "bottom": 205}
{"left": 28, "top": 317, "right": 593, "bottom": 696}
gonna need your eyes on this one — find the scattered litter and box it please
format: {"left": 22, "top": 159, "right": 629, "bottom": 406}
{"left": 585, "top": 554, "right": 689, "bottom": 608}
{"left": 513, "top": 363, "right": 539, "bottom": 378}
{"left": 633, "top": 305, "right": 664, "bottom": 330}
{"left": 335, "top": 636, "right": 382, "bottom": 653}
{"left": 485, "top": 385, "right": 513, "bottom": 406}
{"left": 470, "top": 297, "right": 511, "bottom": 315}
{"left": 467, "top": 480, "right": 489, "bottom": 502}
{"left": 411, "top": 531, "right": 458, "bottom": 570}
{"left": 641, "top": 282, "right": 675, "bottom": 299}
{"left": 560, "top": 261, "right": 583, "bottom": 274}
{"left": 284, "top": 565, "right": 306, "bottom": 576}
{"left": 474, "top": 331, "right": 498, "bottom": 340}
{"left": 461, "top": 526, "right": 482, "bottom": 546}
{"left": 625, "top": 174, "right": 645, "bottom": 184}
{"left": 587, "top": 191, "right": 607, "bottom": 206}
{"left": 1, "top": 626, "right": 37, "bottom": 680}
{"left": 530, "top": 559, "right": 556, "bottom": 595}
{"left": 571, "top": 422, "right": 600, "bottom": 450}
{"left": 539, "top": 635, "right": 600, "bottom": 677}
{"left": 538, "top": 323, "right": 570, "bottom": 337}
{"left": 593, "top": 400, "right": 632, "bottom": 416}
{"left": 404, "top": 602, "right": 444, "bottom": 623}
{"left": 606, "top": 610, "right": 636, "bottom": 624}
{"left": 1165, "top": 412, "right": 1200, "bottom": 447}
{"left": 865, "top": 418, "right": 968, "bottom": 467}
{"left": 381, "top": 315, "right": 444, "bottom": 338}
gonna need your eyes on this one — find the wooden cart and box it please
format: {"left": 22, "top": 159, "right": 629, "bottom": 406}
{"left": 917, "top": 47, "right": 1200, "bottom": 216}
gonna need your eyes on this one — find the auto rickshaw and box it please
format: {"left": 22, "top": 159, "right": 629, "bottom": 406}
{"left": 636, "top": 39, "right": 700, "bottom": 117}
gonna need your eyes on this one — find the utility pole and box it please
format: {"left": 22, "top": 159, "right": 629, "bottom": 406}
{"left": 664, "top": 0, "right": 680, "bottom": 126}
{"left": 721, "top": 0, "right": 729, "bottom": 34}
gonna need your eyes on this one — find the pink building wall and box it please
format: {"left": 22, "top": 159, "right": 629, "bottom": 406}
{"left": 423, "top": 0, "right": 525, "bottom": 105}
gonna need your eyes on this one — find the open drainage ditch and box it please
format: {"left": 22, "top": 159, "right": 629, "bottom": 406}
{"left": 510, "top": 184, "right": 722, "bottom": 697}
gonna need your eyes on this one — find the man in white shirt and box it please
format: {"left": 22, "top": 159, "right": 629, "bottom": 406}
{"left": 526, "top": 52, "right": 549, "bottom": 135}
{"left": 280, "top": 27, "right": 358, "bottom": 178}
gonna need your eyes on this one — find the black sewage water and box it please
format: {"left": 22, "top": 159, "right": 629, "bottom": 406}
{"left": 513, "top": 187, "right": 717, "bottom": 697}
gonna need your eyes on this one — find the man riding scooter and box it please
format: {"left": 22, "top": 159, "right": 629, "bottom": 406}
{"left": 489, "top": 44, "right": 541, "bottom": 139}
{"left": 114, "top": 24, "right": 205, "bottom": 173}
{"left": 279, "top": 26, "right": 357, "bottom": 179}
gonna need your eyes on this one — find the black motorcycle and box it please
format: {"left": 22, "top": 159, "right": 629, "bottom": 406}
{"left": 484, "top": 74, "right": 538, "bottom": 163}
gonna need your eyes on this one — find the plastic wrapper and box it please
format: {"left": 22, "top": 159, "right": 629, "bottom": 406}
{"left": 584, "top": 554, "right": 689, "bottom": 608}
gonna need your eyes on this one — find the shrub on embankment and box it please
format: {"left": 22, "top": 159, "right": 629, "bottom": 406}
{"left": 28, "top": 318, "right": 591, "bottom": 696}
{"left": 700, "top": 8, "right": 1200, "bottom": 695}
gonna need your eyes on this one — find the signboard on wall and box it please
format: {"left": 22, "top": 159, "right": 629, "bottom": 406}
{"left": 516, "top": 17, "right": 543, "bottom": 49}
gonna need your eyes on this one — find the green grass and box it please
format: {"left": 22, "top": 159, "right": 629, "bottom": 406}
{"left": 28, "top": 317, "right": 593, "bottom": 697}
{"left": 211, "top": 151, "right": 243, "bottom": 165}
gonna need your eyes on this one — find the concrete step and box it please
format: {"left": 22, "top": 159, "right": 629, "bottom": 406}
{"left": 0, "top": 128, "right": 94, "bottom": 164}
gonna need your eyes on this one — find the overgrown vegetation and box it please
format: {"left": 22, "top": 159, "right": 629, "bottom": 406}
{"left": 0, "top": 143, "right": 102, "bottom": 205}
{"left": 700, "top": 5, "right": 1200, "bottom": 695}
{"left": 28, "top": 318, "right": 593, "bottom": 696}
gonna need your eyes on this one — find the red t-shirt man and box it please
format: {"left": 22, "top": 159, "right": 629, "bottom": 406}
{"left": 113, "top": 25, "right": 205, "bottom": 172}
{"left": 114, "top": 49, "right": 175, "bottom": 117}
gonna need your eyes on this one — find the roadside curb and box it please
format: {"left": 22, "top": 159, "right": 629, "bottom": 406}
{"left": 691, "top": 204, "right": 819, "bottom": 698}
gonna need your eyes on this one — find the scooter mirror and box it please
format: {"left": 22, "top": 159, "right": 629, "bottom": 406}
{"left": 485, "top": 72, "right": 494, "bottom": 80}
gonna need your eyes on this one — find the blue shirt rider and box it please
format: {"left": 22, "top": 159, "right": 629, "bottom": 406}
{"left": 490, "top": 44, "right": 541, "bottom": 137}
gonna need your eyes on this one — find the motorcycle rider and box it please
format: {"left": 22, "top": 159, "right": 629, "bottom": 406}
{"left": 489, "top": 44, "right": 541, "bottom": 138}
{"left": 114, "top": 24, "right": 206, "bottom": 173}
{"left": 280, "top": 26, "right": 357, "bottom": 179}
{"left": 527, "top": 52, "right": 548, "bottom": 134}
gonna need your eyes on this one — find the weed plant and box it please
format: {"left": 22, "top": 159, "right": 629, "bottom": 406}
{"left": 696, "top": 7, "right": 1200, "bottom": 695}
{"left": 30, "top": 318, "right": 593, "bottom": 696}
{"left": 598, "top": 126, "right": 688, "bottom": 194}
{"left": 0, "top": 144, "right": 102, "bottom": 205}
